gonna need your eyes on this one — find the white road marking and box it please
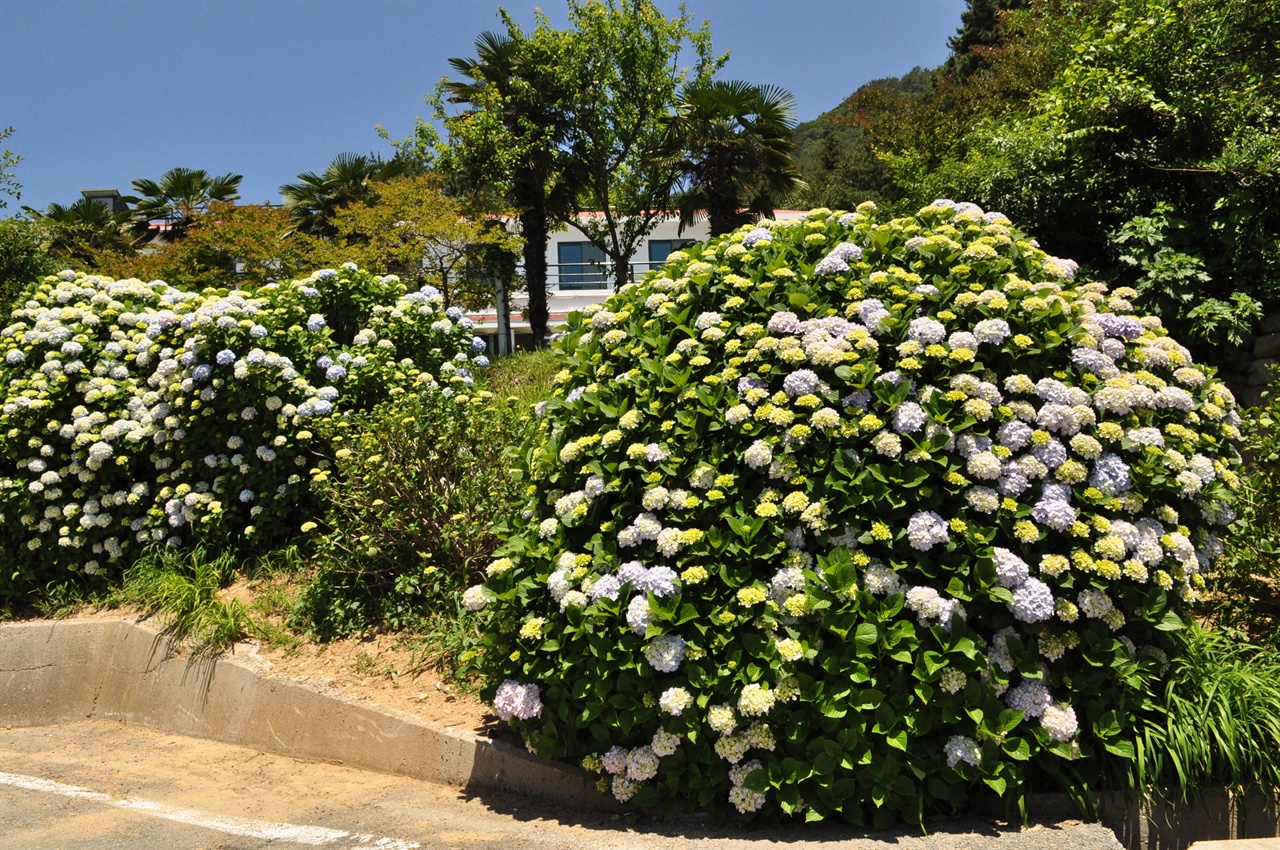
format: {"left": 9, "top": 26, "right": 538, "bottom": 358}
{"left": 0, "top": 770, "right": 420, "bottom": 849}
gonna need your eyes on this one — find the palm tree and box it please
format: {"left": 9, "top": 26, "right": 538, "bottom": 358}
{"left": 279, "top": 153, "right": 410, "bottom": 238}
{"left": 442, "top": 28, "right": 577, "bottom": 345}
{"left": 664, "top": 80, "right": 806, "bottom": 237}
{"left": 24, "top": 197, "right": 134, "bottom": 263}
{"left": 123, "top": 167, "right": 243, "bottom": 242}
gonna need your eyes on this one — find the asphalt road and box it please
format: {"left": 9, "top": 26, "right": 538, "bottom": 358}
{"left": 0, "top": 721, "right": 1123, "bottom": 850}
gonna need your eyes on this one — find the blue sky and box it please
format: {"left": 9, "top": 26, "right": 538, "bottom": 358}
{"left": 1, "top": 0, "right": 965, "bottom": 212}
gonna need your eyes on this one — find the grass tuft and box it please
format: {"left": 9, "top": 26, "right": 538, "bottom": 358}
{"left": 1133, "top": 625, "right": 1280, "bottom": 806}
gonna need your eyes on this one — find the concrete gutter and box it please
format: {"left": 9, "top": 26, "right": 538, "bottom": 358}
{"left": 1, "top": 617, "right": 1277, "bottom": 849}
{"left": 0, "top": 617, "right": 604, "bottom": 810}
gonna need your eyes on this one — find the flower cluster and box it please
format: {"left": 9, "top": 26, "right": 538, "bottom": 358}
{"left": 472, "top": 202, "right": 1240, "bottom": 823}
{"left": 0, "top": 265, "right": 484, "bottom": 599}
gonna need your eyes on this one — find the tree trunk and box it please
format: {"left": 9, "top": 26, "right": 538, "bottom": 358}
{"left": 613, "top": 253, "right": 630, "bottom": 291}
{"left": 520, "top": 209, "right": 549, "bottom": 347}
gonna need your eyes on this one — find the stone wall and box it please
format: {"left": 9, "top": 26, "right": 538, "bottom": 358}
{"left": 1236, "top": 313, "right": 1280, "bottom": 408}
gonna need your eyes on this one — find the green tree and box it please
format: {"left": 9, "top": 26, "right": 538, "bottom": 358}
{"left": 23, "top": 197, "right": 134, "bottom": 265}
{"left": 553, "top": 0, "right": 723, "bottom": 289}
{"left": 436, "top": 24, "right": 578, "bottom": 343}
{"left": 942, "top": 0, "right": 1030, "bottom": 80}
{"left": 791, "top": 68, "right": 935, "bottom": 210}
{"left": 326, "top": 175, "right": 522, "bottom": 311}
{"left": 663, "top": 79, "right": 805, "bottom": 237}
{"left": 94, "top": 202, "right": 323, "bottom": 288}
{"left": 0, "top": 218, "right": 58, "bottom": 308}
{"left": 123, "top": 167, "right": 243, "bottom": 242}
{"left": 859, "top": 0, "right": 1280, "bottom": 354}
{"left": 0, "top": 126, "right": 21, "bottom": 210}
{"left": 279, "top": 153, "right": 412, "bottom": 239}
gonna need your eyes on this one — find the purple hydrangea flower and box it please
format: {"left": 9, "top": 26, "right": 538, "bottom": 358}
{"left": 1031, "top": 439, "right": 1068, "bottom": 469}
{"left": 1095, "top": 313, "right": 1143, "bottom": 340}
{"left": 829, "top": 242, "right": 863, "bottom": 262}
{"left": 782, "top": 369, "right": 820, "bottom": 397}
{"left": 993, "top": 547, "right": 1029, "bottom": 588}
{"left": 1005, "top": 680, "right": 1053, "bottom": 718}
{"left": 1032, "top": 498, "right": 1077, "bottom": 532}
{"left": 767, "top": 312, "right": 801, "bottom": 334}
{"left": 908, "top": 317, "right": 946, "bottom": 344}
{"left": 1071, "top": 347, "right": 1119, "bottom": 378}
{"left": 1010, "top": 578, "right": 1055, "bottom": 623}
{"left": 907, "top": 511, "right": 950, "bottom": 551}
{"left": 494, "top": 680, "right": 542, "bottom": 721}
{"left": 892, "top": 402, "right": 926, "bottom": 433}
{"left": 1090, "top": 453, "right": 1131, "bottom": 495}
{"left": 637, "top": 566, "right": 678, "bottom": 597}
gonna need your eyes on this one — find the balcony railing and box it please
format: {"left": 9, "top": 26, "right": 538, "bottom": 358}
{"left": 548, "top": 261, "right": 669, "bottom": 291}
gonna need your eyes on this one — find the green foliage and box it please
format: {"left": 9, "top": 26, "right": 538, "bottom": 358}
{"left": 325, "top": 175, "right": 522, "bottom": 311}
{"left": 0, "top": 126, "right": 21, "bottom": 210}
{"left": 552, "top": 0, "right": 723, "bottom": 289}
{"left": 791, "top": 68, "right": 935, "bottom": 211}
{"left": 279, "top": 152, "right": 413, "bottom": 239}
{"left": 123, "top": 167, "right": 244, "bottom": 242}
{"left": 1131, "top": 625, "right": 1280, "bottom": 806}
{"left": 294, "top": 389, "right": 535, "bottom": 639}
{"left": 0, "top": 265, "right": 484, "bottom": 605}
{"left": 91, "top": 202, "right": 323, "bottom": 289}
{"left": 471, "top": 203, "right": 1241, "bottom": 823}
{"left": 485, "top": 348, "right": 560, "bottom": 409}
{"left": 1111, "top": 203, "right": 1262, "bottom": 349}
{"left": 942, "top": 0, "right": 1030, "bottom": 81}
{"left": 856, "top": 0, "right": 1280, "bottom": 356}
{"left": 1206, "top": 392, "right": 1280, "bottom": 643}
{"left": 109, "top": 546, "right": 255, "bottom": 656}
{"left": 663, "top": 79, "right": 804, "bottom": 237}
{"left": 0, "top": 218, "right": 57, "bottom": 310}
{"left": 21, "top": 198, "right": 134, "bottom": 267}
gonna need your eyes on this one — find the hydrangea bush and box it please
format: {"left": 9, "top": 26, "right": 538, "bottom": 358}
{"left": 470, "top": 203, "right": 1242, "bottom": 825}
{"left": 0, "top": 264, "right": 486, "bottom": 602}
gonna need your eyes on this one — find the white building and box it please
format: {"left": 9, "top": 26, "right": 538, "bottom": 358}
{"left": 467, "top": 211, "right": 807, "bottom": 351}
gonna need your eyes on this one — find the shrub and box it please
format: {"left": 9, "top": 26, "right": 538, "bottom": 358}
{"left": 0, "top": 218, "right": 57, "bottom": 311}
{"left": 1207, "top": 389, "right": 1280, "bottom": 643}
{"left": 294, "top": 388, "right": 533, "bottom": 638}
{"left": 0, "top": 264, "right": 487, "bottom": 604}
{"left": 469, "top": 203, "right": 1241, "bottom": 825}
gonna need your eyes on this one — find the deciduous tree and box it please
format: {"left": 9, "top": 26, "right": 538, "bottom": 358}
{"left": 326, "top": 175, "right": 522, "bottom": 311}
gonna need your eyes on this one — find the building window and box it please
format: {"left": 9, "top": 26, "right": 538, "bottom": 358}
{"left": 557, "top": 241, "right": 608, "bottom": 289}
{"left": 647, "top": 239, "right": 695, "bottom": 271}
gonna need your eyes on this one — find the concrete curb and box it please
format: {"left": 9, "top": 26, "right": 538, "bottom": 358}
{"left": 0, "top": 617, "right": 610, "bottom": 810}
{"left": 4, "top": 617, "right": 1279, "bottom": 849}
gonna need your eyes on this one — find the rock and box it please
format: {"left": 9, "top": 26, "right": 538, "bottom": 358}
{"left": 1247, "top": 358, "right": 1278, "bottom": 386}
{"left": 1261, "top": 313, "right": 1280, "bottom": 334}
{"left": 1255, "top": 333, "right": 1280, "bottom": 359}
{"left": 1240, "top": 386, "right": 1267, "bottom": 408}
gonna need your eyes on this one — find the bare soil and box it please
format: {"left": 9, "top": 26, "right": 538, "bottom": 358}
{"left": 243, "top": 630, "right": 494, "bottom": 732}
{"left": 68, "top": 580, "right": 497, "bottom": 735}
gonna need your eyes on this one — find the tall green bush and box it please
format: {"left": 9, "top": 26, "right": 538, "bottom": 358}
{"left": 469, "top": 203, "right": 1240, "bottom": 825}
{"left": 295, "top": 389, "right": 533, "bottom": 638}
